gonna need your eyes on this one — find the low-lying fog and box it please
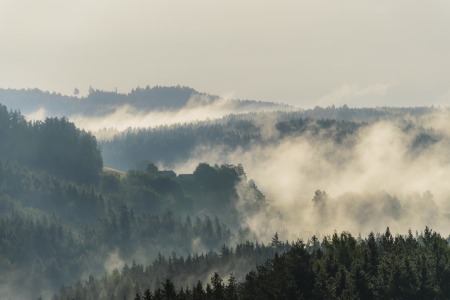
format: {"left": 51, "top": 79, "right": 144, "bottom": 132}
{"left": 26, "top": 103, "right": 450, "bottom": 242}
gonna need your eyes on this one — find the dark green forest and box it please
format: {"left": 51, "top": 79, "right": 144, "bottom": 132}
{"left": 0, "top": 103, "right": 271, "bottom": 299}
{"left": 100, "top": 106, "right": 442, "bottom": 171}
{"left": 1, "top": 99, "right": 450, "bottom": 299}
{"left": 59, "top": 227, "right": 450, "bottom": 300}
{"left": 0, "top": 104, "right": 102, "bottom": 184}
{"left": 100, "top": 113, "right": 366, "bottom": 170}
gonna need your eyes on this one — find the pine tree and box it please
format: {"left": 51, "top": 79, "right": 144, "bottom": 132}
{"left": 225, "top": 273, "right": 238, "bottom": 300}
{"left": 161, "top": 279, "right": 176, "bottom": 300}
{"left": 211, "top": 273, "right": 224, "bottom": 300}
{"left": 192, "top": 281, "right": 205, "bottom": 300}
{"left": 143, "top": 289, "right": 153, "bottom": 300}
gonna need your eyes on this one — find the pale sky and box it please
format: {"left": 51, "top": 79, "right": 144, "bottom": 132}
{"left": 1, "top": 0, "right": 450, "bottom": 107}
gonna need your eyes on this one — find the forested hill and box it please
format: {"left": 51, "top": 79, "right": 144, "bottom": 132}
{"left": 101, "top": 106, "right": 443, "bottom": 171}
{"left": 56, "top": 227, "right": 450, "bottom": 300}
{"left": 0, "top": 103, "right": 102, "bottom": 184}
{"left": 0, "top": 86, "right": 287, "bottom": 117}
{"left": 0, "top": 156, "right": 265, "bottom": 298}
{"left": 1, "top": 101, "right": 449, "bottom": 299}
{"left": 0, "top": 102, "right": 274, "bottom": 299}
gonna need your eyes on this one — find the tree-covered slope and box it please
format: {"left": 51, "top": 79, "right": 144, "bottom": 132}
{"left": 100, "top": 106, "right": 446, "bottom": 172}
{"left": 0, "top": 158, "right": 266, "bottom": 299}
{"left": 0, "top": 104, "right": 102, "bottom": 184}
{"left": 0, "top": 102, "right": 274, "bottom": 299}
{"left": 55, "top": 227, "right": 450, "bottom": 300}
{"left": 0, "top": 86, "right": 287, "bottom": 117}
{"left": 1, "top": 100, "right": 449, "bottom": 299}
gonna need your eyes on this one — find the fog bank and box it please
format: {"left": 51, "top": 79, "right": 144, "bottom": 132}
{"left": 173, "top": 113, "right": 450, "bottom": 241}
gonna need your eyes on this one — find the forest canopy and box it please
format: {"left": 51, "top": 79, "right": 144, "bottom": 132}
{"left": 0, "top": 98, "right": 449, "bottom": 299}
{"left": 0, "top": 104, "right": 102, "bottom": 184}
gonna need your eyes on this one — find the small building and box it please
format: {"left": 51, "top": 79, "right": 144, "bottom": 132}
{"left": 158, "top": 170, "right": 177, "bottom": 178}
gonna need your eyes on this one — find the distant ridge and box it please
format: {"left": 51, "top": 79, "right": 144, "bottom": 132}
{"left": 0, "top": 86, "right": 289, "bottom": 118}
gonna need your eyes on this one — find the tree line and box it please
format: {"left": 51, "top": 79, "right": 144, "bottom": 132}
{"left": 54, "top": 227, "right": 450, "bottom": 300}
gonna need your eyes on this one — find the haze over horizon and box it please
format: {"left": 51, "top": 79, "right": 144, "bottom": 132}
{"left": 2, "top": 0, "right": 450, "bottom": 108}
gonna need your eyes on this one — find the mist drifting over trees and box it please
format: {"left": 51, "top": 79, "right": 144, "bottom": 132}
{"left": 1, "top": 87, "right": 450, "bottom": 299}
{"left": 2, "top": 0, "right": 450, "bottom": 298}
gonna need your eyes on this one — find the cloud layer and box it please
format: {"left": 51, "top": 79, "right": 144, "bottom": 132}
{"left": 173, "top": 111, "right": 450, "bottom": 241}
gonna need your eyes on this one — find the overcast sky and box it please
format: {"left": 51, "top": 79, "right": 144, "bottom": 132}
{"left": 1, "top": 0, "right": 450, "bottom": 107}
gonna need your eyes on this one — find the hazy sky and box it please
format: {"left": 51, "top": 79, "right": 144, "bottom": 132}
{"left": 1, "top": 0, "right": 450, "bottom": 107}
